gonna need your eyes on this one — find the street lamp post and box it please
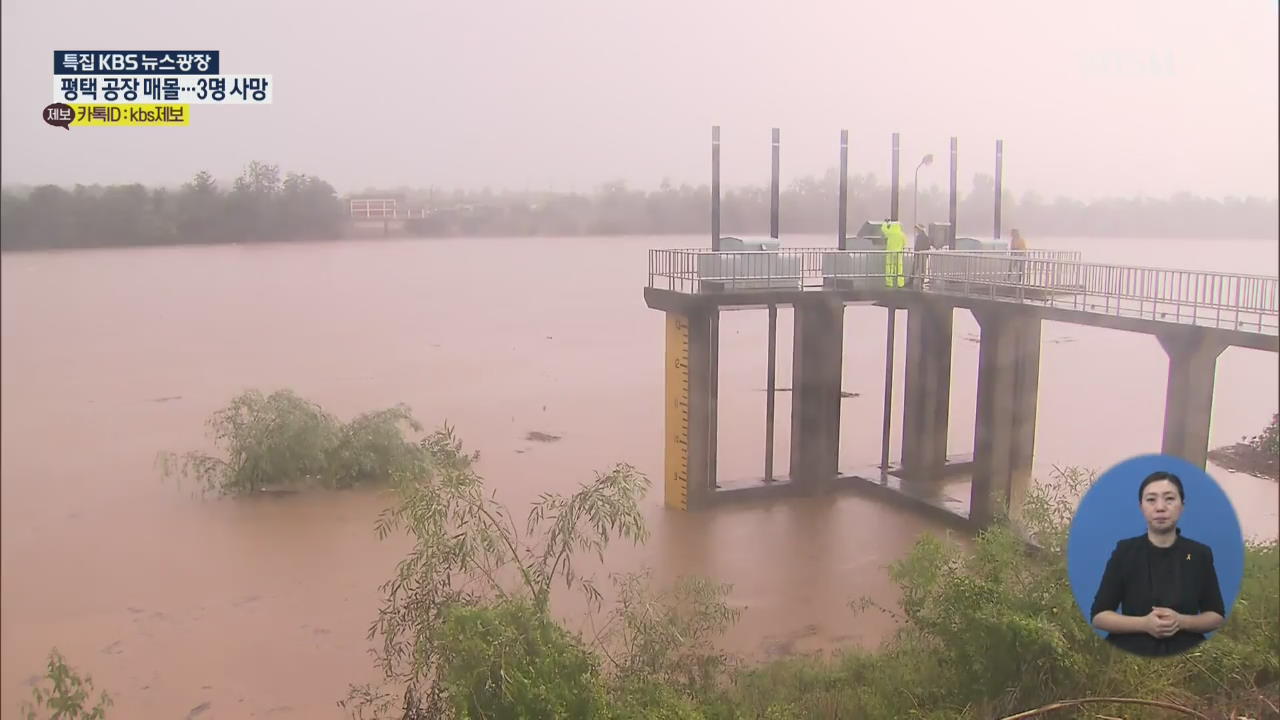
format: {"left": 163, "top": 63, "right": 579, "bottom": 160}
{"left": 913, "top": 153, "right": 934, "bottom": 233}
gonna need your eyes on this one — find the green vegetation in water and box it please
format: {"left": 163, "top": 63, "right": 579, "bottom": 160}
{"left": 20, "top": 649, "right": 112, "bottom": 720}
{"left": 157, "top": 389, "right": 426, "bottom": 496}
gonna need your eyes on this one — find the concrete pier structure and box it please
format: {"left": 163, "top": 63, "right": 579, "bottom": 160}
{"left": 900, "top": 300, "right": 955, "bottom": 482}
{"left": 789, "top": 296, "right": 845, "bottom": 488}
{"left": 645, "top": 254, "right": 1278, "bottom": 527}
{"left": 1158, "top": 329, "right": 1229, "bottom": 470}
{"left": 645, "top": 127, "right": 1277, "bottom": 527}
{"left": 970, "top": 306, "right": 1042, "bottom": 526}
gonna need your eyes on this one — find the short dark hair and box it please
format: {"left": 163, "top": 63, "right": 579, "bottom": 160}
{"left": 1139, "top": 471, "right": 1185, "bottom": 503}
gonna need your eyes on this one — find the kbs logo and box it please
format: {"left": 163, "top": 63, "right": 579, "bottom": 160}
{"left": 96, "top": 54, "right": 138, "bottom": 72}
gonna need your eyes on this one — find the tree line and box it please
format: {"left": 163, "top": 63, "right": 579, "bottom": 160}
{"left": 393, "top": 171, "right": 1278, "bottom": 240}
{"left": 1, "top": 162, "right": 344, "bottom": 251}
{"left": 2, "top": 164, "right": 1276, "bottom": 251}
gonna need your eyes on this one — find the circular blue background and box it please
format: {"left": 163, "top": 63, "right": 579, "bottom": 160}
{"left": 1066, "top": 454, "right": 1245, "bottom": 637}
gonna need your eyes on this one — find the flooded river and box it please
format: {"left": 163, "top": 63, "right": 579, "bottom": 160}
{"left": 2, "top": 235, "right": 1276, "bottom": 718}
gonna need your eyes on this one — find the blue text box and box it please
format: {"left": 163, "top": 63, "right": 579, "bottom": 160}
{"left": 54, "top": 51, "right": 220, "bottom": 75}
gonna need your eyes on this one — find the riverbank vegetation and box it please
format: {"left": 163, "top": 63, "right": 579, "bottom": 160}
{"left": 4, "top": 166, "right": 1277, "bottom": 251}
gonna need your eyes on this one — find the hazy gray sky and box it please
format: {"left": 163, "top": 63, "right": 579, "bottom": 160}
{"left": 2, "top": 0, "right": 1277, "bottom": 199}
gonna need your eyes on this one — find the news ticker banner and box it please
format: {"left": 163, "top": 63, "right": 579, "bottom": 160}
{"left": 43, "top": 51, "right": 270, "bottom": 129}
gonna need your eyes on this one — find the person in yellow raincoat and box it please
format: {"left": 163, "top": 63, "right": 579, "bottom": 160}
{"left": 881, "top": 220, "right": 907, "bottom": 287}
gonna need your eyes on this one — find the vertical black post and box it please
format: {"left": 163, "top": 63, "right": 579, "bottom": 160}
{"left": 880, "top": 306, "right": 896, "bottom": 481}
{"left": 709, "top": 324, "right": 719, "bottom": 490}
{"left": 890, "top": 132, "right": 901, "bottom": 221}
{"left": 765, "top": 127, "right": 781, "bottom": 482}
{"left": 994, "top": 139, "right": 1004, "bottom": 240}
{"left": 765, "top": 304, "right": 777, "bottom": 481}
{"left": 948, "top": 136, "right": 958, "bottom": 249}
{"left": 709, "top": 126, "right": 721, "bottom": 486}
{"left": 838, "top": 129, "right": 849, "bottom": 249}
{"left": 770, "top": 127, "right": 780, "bottom": 239}
{"left": 712, "top": 125, "right": 721, "bottom": 251}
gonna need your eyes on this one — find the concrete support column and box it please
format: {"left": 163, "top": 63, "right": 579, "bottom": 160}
{"left": 790, "top": 297, "right": 844, "bottom": 487}
{"left": 1158, "top": 330, "right": 1226, "bottom": 468}
{"left": 900, "top": 301, "right": 955, "bottom": 480}
{"left": 971, "top": 307, "right": 1042, "bottom": 526}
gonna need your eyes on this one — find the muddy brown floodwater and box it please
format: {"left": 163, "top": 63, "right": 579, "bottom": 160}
{"left": 3, "top": 235, "right": 1277, "bottom": 718}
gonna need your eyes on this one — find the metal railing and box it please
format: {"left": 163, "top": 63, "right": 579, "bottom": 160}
{"left": 647, "top": 248, "right": 1081, "bottom": 294}
{"left": 922, "top": 252, "right": 1279, "bottom": 333}
{"left": 647, "top": 248, "right": 1279, "bottom": 334}
{"left": 348, "top": 208, "right": 430, "bottom": 219}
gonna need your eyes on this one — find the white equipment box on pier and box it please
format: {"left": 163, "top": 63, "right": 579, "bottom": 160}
{"left": 697, "top": 236, "right": 802, "bottom": 291}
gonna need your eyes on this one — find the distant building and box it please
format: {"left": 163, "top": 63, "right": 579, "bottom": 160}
{"left": 347, "top": 195, "right": 403, "bottom": 218}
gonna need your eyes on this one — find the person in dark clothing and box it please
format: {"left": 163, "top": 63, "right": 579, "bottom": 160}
{"left": 913, "top": 224, "right": 932, "bottom": 252}
{"left": 912, "top": 224, "right": 932, "bottom": 289}
{"left": 1090, "top": 471, "right": 1226, "bottom": 657}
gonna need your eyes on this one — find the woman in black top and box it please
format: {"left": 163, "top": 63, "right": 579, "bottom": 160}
{"left": 1090, "top": 471, "right": 1226, "bottom": 656}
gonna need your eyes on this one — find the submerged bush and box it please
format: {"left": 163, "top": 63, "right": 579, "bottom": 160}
{"left": 21, "top": 649, "right": 112, "bottom": 720}
{"left": 327, "top": 406, "right": 428, "bottom": 489}
{"left": 158, "top": 389, "right": 425, "bottom": 495}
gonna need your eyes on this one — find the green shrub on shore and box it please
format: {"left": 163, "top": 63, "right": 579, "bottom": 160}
{"left": 342, "top": 425, "right": 745, "bottom": 720}
{"left": 703, "top": 467, "right": 1278, "bottom": 720}
{"left": 438, "top": 600, "right": 609, "bottom": 719}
